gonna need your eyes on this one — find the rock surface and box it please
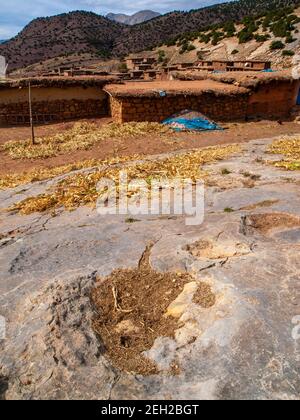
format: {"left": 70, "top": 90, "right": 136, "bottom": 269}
{"left": 0, "top": 137, "right": 300, "bottom": 400}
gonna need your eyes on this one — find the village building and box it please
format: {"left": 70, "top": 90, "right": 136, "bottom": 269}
{"left": 126, "top": 57, "right": 157, "bottom": 71}
{"left": 106, "top": 71, "right": 300, "bottom": 123}
{"left": 129, "top": 70, "right": 144, "bottom": 80}
{"left": 0, "top": 76, "right": 118, "bottom": 125}
{"left": 144, "top": 70, "right": 159, "bottom": 81}
{"left": 0, "top": 70, "right": 298, "bottom": 127}
{"left": 135, "top": 64, "right": 153, "bottom": 71}
{"left": 176, "top": 63, "right": 194, "bottom": 70}
{"left": 196, "top": 60, "right": 271, "bottom": 72}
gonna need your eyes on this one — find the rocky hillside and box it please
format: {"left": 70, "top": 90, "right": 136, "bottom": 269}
{"left": 113, "top": 0, "right": 300, "bottom": 56}
{"left": 1, "top": 0, "right": 300, "bottom": 71}
{"left": 144, "top": 5, "right": 300, "bottom": 70}
{"left": 107, "top": 10, "right": 160, "bottom": 25}
{"left": 0, "top": 11, "right": 124, "bottom": 71}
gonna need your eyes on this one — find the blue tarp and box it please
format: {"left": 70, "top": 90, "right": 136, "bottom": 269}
{"left": 163, "top": 110, "right": 223, "bottom": 132}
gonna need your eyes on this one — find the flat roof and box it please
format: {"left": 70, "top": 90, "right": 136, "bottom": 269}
{"left": 210, "top": 70, "right": 296, "bottom": 88}
{"left": 170, "top": 69, "right": 297, "bottom": 89}
{"left": 0, "top": 75, "right": 120, "bottom": 90}
{"left": 105, "top": 80, "right": 249, "bottom": 98}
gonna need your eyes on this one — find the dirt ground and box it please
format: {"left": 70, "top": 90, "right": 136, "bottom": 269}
{"left": 92, "top": 244, "right": 215, "bottom": 375}
{"left": 0, "top": 117, "right": 300, "bottom": 176}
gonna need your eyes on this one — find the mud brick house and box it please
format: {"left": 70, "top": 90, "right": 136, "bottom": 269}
{"left": 126, "top": 58, "right": 143, "bottom": 70}
{"left": 129, "top": 70, "right": 144, "bottom": 80}
{"left": 209, "top": 71, "right": 299, "bottom": 118}
{"left": 106, "top": 80, "right": 251, "bottom": 123}
{"left": 144, "top": 70, "right": 158, "bottom": 80}
{"left": 126, "top": 57, "right": 157, "bottom": 71}
{"left": 196, "top": 60, "right": 271, "bottom": 72}
{"left": 136, "top": 64, "right": 153, "bottom": 72}
{"left": 106, "top": 71, "right": 300, "bottom": 123}
{"left": 158, "top": 66, "right": 180, "bottom": 80}
{"left": 0, "top": 70, "right": 298, "bottom": 127}
{"left": 177, "top": 63, "right": 194, "bottom": 70}
{"left": 228, "top": 60, "right": 271, "bottom": 71}
{"left": 0, "top": 76, "right": 118, "bottom": 125}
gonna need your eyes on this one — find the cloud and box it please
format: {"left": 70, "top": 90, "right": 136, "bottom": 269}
{"left": 0, "top": 0, "right": 226, "bottom": 38}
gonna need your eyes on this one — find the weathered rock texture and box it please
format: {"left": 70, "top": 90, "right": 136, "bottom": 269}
{"left": 0, "top": 137, "right": 300, "bottom": 400}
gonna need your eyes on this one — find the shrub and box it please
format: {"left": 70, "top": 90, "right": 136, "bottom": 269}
{"left": 223, "top": 21, "right": 236, "bottom": 37}
{"left": 211, "top": 31, "right": 224, "bottom": 45}
{"left": 166, "top": 38, "right": 177, "bottom": 47}
{"left": 285, "top": 35, "right": 296, "bottom": 43}
{"left": 254, "top": 34, "right": 270, "bottom": 42}
{"left": 158, "top": 50, "right": 166, "bottom": 63}
{"left": 238, "top": 29, "right": 254, "bottom": 43}
{"left": 118, "top": 63, "right": 128, "bottom": 73}
{"left": 282, "top": 49, "right": 295, "bottom": 56}
{"left": 197, "top": 51, "right": 204, "bottom": 59}
{"left": 271, "top": 19, "right": 293, "bottom": 37}
{"left": 187, "top": 44, "right": 196, "bottom": 51}
{"left": 199, "top": 33, "right": 211, "bottom": 44}
{"left": 270, "top": 40, "right": 285, "bottom": 50}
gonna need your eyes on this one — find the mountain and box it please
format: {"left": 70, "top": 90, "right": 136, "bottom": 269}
{"left": 107, "top": 10, "right": 161, "bottom": 25}
{"left": 1, "top": 0, "right": 300, "bottom": 71}
{"left": 106, "top": 13, "right": 131, "bottom": 25}
{"left": 0, "top": 40, "right": 7, "bottom": 44}
{"left": 0, "top": 11, "right": 124, "bottom": 71}
{"left": 113, "top": 0, "right": 300, "bottom": 56}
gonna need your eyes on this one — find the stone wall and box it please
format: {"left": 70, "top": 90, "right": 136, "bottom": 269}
{"left": 0, "top": 86, "right": 109, "bottom": 126}
{"left": 110, "top": 93, "right": 250, "bottom": 123}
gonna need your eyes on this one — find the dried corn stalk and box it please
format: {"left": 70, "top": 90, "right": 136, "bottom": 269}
{"left": 268, "top": 136, "right": 300, "bottom": 171}
{"left": 10, "top": 144, "right": 240, "bottom": 215}
{"left": 2, "top": 122, "right": 171, "bottom": 160}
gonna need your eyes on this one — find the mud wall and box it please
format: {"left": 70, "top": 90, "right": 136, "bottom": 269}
{"left": 110, "top": 80, "right": 300, "bottom": 123}
{"left": 0, "top": 86, "right": 109, "bottom": 125}
{"left": 247, "top": 80, "right": 300, "bottom": 118}
{"left": 110, "top": 93, "right": 250, "bottom": 123}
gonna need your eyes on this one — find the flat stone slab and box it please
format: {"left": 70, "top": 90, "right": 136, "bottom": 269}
{"left": 0, "top": 137, "right": 300, "bottom": 400}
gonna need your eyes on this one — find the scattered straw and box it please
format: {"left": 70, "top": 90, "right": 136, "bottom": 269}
{"left": 2, "top": 122, "right": 171, "bottom": 160}
{"left": 0, "top": 155, "right": 142, "bottom": 190}
{"left": 268, "top": 136, "right": 300, "bottom": 171}
{"left": 10, "top": 144, "right": 240, "bottom": 215}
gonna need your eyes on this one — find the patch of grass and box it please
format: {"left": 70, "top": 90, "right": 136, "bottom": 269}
{"left": 224, "top": 207, "right": 234, "bottom": 213}
{"left": 2, "top": 122, "right": 171, "bottom": 160}
{"left": 10, "top": 144, "right": 240, "bottom": 215}
{"left": 268, "top": 136, "right": 300, "bottom": 171}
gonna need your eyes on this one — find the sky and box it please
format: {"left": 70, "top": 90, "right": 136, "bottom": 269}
{"left": 0, "top": 0, "right": 228, "bottom": 39}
